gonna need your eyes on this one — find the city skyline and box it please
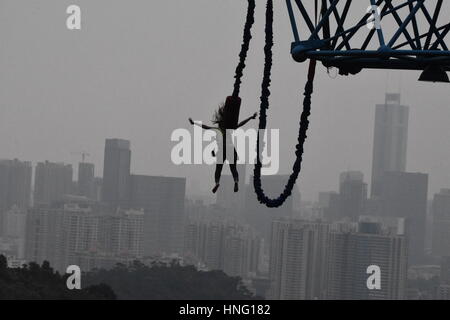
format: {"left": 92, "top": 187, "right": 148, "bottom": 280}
{"left": 0, "top": 91, "right": 437, "bottom": 206}
{"left": 0, "top": 91, "right": 447, "bottom": 300}
{"left": 1, "top": 0, "right": 450, "bottom": 301}
{"left": 2, "top": 1, "right": 450, "bottom": 201}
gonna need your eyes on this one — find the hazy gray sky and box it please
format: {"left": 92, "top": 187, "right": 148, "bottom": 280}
{"left": 1, "top": 0, "right": 450, "bottom": 201}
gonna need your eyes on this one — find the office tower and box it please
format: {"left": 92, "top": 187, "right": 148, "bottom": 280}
{"left": 244, "top": 175, "right": 294, "bottom": 244}
{"left": 338, "top": 171, "right": 368, "bottom": 221}
{"left": 102, "top": 139, "right": 131, "bottom": 205}
{"left": 0, "top": 159, "right": 32, "bottom": 233}
{"left": 93, "top": 177, "right": 103, "bottom": 202}
{"left": 128, "top": 175, "right": 186, "bottom": 256}
{"left": 34, "top": 161, "right": 73, "bottom": 205}
{"left": 378, "top": 171, "right": 428, "bottom": 263}
{"left": 318, "top": 192, "right": 336, "bottom": 208}
{"left": 268, "top": 219, "right": 330, "bottom": 300}
{"left": 371, "top": 93, "right": 409, "bottom": 197}
{"left": 327, "top": 221, "right": 408, "bottom": 300}
{"left": 319, "top": 191, "right": 340, "bottom": 221}
{"left": 432, "top": 189, "right": 450, "bottom": 256}
{"left": 78, "top": 162, "right": 95, "bottom": 199}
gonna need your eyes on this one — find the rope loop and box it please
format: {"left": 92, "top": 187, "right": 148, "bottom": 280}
{"left": 253, "top": 0, "right": 317, "bottom": 208}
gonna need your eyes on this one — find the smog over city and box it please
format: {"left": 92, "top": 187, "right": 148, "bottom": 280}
{"left": 0, "top": 0, "right": 450, "bottom": 310}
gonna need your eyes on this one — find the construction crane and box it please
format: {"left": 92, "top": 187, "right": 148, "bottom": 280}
{"left": 71, "top": 151, "right": 91, "bottom": 163}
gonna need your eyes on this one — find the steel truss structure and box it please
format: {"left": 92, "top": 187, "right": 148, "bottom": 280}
{"left": 286, "top": 0, "right": 450, "bottom": 79}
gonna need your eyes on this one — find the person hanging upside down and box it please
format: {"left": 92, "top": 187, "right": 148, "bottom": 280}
{"left": 189, "top": 103, "right": 257, "bottom": 194}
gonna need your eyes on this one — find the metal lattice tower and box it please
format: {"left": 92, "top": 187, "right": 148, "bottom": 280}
{"left": 286, "top": 0, "right": 450, "bottom": 81}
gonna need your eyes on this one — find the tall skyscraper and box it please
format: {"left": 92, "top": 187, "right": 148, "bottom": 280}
{"left": 327, "top": 221, "right": 408, "bottom": 300}
{"left": 34, "top": 161, "right": 73, "bottom": 205}
{"left": 78, "top": 162, "right": 95, "bottom": 199}
{"left": 128, "top": 175, "right": 186, "bottom": 256}
{"left": 102, "top": 139, "right": 131, "bottom": 205}
{"left": 432, "top": 189, "right": 450, "bottom": 257}
{"left": 0, "top": 159, "right": 32, "bottom": 212}
{"left": 268, "top": 219, "right": 330, "bottom": 300}
{"left": 377, "top": 171, "right": 428, "bottom": 263}
{"left": 338, "top": 171, "right": 368, "bottom": 221}
{"left": 371, "top": 93, "right": 409, "bottom": 197}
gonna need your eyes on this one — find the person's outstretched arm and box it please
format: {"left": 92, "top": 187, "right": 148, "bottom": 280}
{"left": 189, "top": 118, "right": 215, "bottom": 130}
{"left": 237, "top": 113, "right": 257, "bottom": 128}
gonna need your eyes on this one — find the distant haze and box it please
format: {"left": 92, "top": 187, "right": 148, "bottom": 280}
{"left": 1, "top": 0, "right": 450, "bottom": 201}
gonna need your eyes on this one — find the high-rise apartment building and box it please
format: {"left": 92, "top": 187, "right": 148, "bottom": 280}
{"left": 268, "top": 219, "right": 330, "bottom": 300}
{"left": 101, "top": 208, "right": 144, "bottom": 258}
{"left": 327, "top": 221, "right": 408, "bottom": 300}
{"left": 34, "top": 161, "right": 73, "bottom": 205}
{"left": 26, "top": 200, "right": 100, "bottom": 272}
{"left": 184, "top": 213, "right": 261, "bottom": 279}
{"left": 432, "top": 189, "right": 450, "bottom": 257}
{"left": 25, "top": 199, "right": 144, "bottom": 272}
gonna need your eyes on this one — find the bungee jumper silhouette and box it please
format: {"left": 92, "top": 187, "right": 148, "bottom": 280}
{"left": 196, "top": 0, "right": 450, "bottom": 208}
{"left": 188, "top": 0, "right": 257, "bottom": 194}
{"left": 188, "top": 107, "right": 257, "bottom": 194}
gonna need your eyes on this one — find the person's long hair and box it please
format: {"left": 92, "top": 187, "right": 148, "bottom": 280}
{"left": 212, "top": 102, "right": 226, "bottom": 128}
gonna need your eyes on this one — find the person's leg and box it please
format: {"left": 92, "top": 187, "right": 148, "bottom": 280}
{"left": 213, "top": 163, "right": 223, "bottom": 193}
{"left": 229, "top": 149, "right": 239, "bottom": 192}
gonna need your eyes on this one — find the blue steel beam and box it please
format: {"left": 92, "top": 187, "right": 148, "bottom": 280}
{"left": 286, "top": 0, "right": 450, "bottom": 75}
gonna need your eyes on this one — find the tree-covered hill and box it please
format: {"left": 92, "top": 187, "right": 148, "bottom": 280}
{"left": 84, "top": 260, "right": 257, "bottom": 300}
{"left": 0, "top": 255, "right": 115, "bottom": 300}
{"left": 0, "top": 256, "right": 257, "bottom": 300}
